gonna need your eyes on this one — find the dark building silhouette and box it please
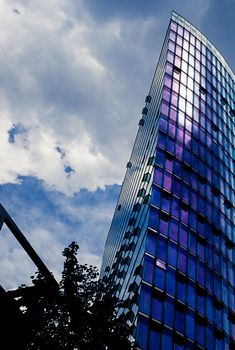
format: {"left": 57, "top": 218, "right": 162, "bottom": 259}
{"left": 101, "top": 12, "right": 235, "bottom": 349}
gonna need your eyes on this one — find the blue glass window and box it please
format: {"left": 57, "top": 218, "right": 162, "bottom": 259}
{"left": 162, "top": 192, "right": 171, "bottom": 213}
{"left": 187, "top": 284, "right": 195, "bottom": 309}
{"left": 143, "top": 256, "right": 154, "bottom": 284}
{"left": 139, "top": 285, "right": 152, "bottom": 315}
{"left": 136, "top": 316, "right": 148, "bottom": 349}
{"left": 152, "top": 297, "right": 163, "bottom": 321}
{"left": 156, "top": 148, "right": 165, "bottom": 167}
{"left": 186, "top": 312, "right": 195, "bottom": 340}
{"left": 157, "top": 236, "right": 167, "bottom": 261}
{"left": 149, "top": 329, "right": 161, "bottom": 350}
{"left": 178, "top": 249, "right": 187, "bottom": 273}
{"left": 175, "top": 310, "right": 185, "bottom": 334}
{"left": 162, "top": 333, "right": 172, "bottom": 350}
{"left": 152, "top": 186, "right": 161, "bottom": 207}
{"left": 153, "top": 167, "right": 163, "bottom": 187}
{"left": 146, "top": 231, "right": 157, "bottom": 255}
{"left": 168, "top": 242, "right": 177, "bottom": 268}
{"left": 177, "top": 280, "right": 186, "bottom": 302}
{"left": 154, "top": 266, "right": 166, "bottom": 290}
{"left": 164, "top": 299, "right": 174, "bottom": 327}
{"left": 149, "top": 207, "right": 159, "bottom": 231}
{"left": 171, "top": 197, "right": 180, "bottom": 219}
{"left": 169, "top": 218, "right": 178, "bottom": 241}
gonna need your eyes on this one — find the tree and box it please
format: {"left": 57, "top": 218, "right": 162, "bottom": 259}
{"left": 14, "top": 242, "right": 133, "bottom": 350}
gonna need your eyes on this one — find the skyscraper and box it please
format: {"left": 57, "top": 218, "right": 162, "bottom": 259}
{"left": 101, "top": 12, "right": 235, "bottom": 350}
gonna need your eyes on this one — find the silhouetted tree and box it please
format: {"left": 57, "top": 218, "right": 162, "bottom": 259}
{"left": 15, "top": 242, "right": 133, "bottom": 350}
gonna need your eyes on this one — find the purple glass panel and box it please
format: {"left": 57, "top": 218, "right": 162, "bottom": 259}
{"left": 171, "top": 91, "right": 178, "bottom": 107}
{"left": 163, "top": 87, "right": 171, "bottom": 102}
{"left": 191, "top": 190, "right": 197, "bottom": 209}
{"left": 153, "top": 167, "right": 163, "bottom": 187}
{"left": 169, "top": 106, "right": 177, "bottom": 121}
{"left": 179, "top": 250, "right": 187, "bottom": 273}
{"left": 166, "top": 62, "right": 173, "bottom": 75}
{"left": 159, "top": 217, "right": 169, "bottom": 236}
{"left": 180, "top": 225, "right": 187, "bottom": 248}
{"left": 182, "top": 185, "right": 189, "bottom": 203}
{"left": 163, "top": 172, "right": 172, "bottom": 191}
{"left": 165, "top": 158, "right": 173, "bottom": 172}
{"left": 164, "top": 74, "right": 172, "bottom": 88}
{"left": 162, "top": 194, "right": 170, "bottom": 213}
{"left": 172, "top": 177, "right": 181, "bottom": 197}
{"left": 177, "top": 126, "right": 184, "bottom": 142}
{"left": 170, "top": 218, "right": 178, "bottom": 241}
{"left": 171, "top": 198, "right": 180, "bottom": 219}
{"left": 167, "top": 138, "right": 175, "bottom": 154}
{"left": 215, "top": 252, "right": 220, "bottom": 272}
{"left": 157, "top": 132, "right": 166, "bottom": 149}
{"left": 184, "top": 130, "right": 191, "bottom": 146}
{"left": 175, "top": 143, "right": 183, "bottom": 158}
{"left": 161, "top": 101, "right": 169, "bottom": 116}
{"left": 168, "top": 121, "right": 176, "bottom": 138}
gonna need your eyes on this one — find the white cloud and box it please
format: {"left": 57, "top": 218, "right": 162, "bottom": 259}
{"left": 0, "top": 0, "right": 155, "bottom": 195}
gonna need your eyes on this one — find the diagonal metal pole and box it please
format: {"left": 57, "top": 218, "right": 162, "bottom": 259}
{"left": 0, "top": 203, "right": 58, "bottom": 289}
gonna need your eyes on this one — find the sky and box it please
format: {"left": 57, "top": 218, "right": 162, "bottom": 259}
{"left": 0, "top": 0, "right": 234, "bottom": 290}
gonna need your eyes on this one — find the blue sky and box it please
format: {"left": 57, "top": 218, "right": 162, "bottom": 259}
{"left": 0, "top": 0, "right": 234, "bottom": 289}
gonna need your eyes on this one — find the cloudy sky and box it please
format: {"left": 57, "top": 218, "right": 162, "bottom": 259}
{"left": 0, "top": 0, "right": 234, "bottom": 289}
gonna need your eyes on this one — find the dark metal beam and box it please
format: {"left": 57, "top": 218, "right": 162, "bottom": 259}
{"left": 0, "top": 204, "right": 58, "bottom": 289}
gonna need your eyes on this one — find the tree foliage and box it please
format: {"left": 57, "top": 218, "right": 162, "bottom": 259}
{"left": 15, "top": 242, "right": 133, "bottom": 350}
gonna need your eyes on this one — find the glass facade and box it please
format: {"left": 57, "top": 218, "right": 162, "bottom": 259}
{"left": 101, "top": 12, "right": 235, "bottom": 350}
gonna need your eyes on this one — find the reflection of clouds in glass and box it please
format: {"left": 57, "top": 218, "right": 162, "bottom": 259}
{"left": 186, "top": 101, "right": 193, "bottom": 117}
{"left": 187, "top": 88, "right": 193, "bottom": 103}
{"left": 185, "top": 118, "right": 192, "bottom": 132}
{"left": 179, "top": 96, "right": 185, "bottom": 113}
{"left": 178, "top": 107, "right": 185, "bottom": 126}
{"left": 188, "top": 76, "right": 194, "bottom": 90}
